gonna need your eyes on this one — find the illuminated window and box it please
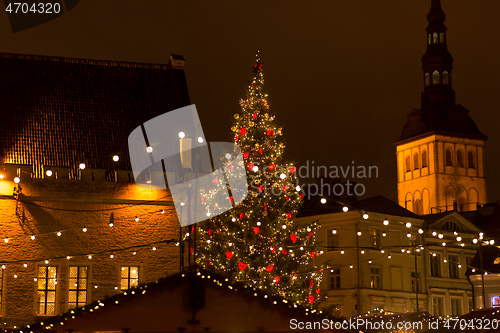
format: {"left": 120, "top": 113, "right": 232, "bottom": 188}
{"left": 430, "top": 253, "right": 441, "bottom": 277}
{"left": 414, "top": 153, "right": 419, "bottom": 170}
{"left": 69, "top": 266, "right": 87, "bottom": 309}
{"left": 439, "top": 32, "right": 445, "bottom": 43}
{"left": 405, "top": 156, "right": 411, "bottom": 172}
{"left": 424, "top": 73, "right": 430, "bottom": 86}
{"left": 446, "top": 149, "right": 453, "bottom": 166}
{"left": 38, "top": 266, "right": 57, "bottom": 315}
{"left": 422, "top": 150, "right": 428, "bottom": 168}
{"left": 443, "top": 71, "right": 449, "bottom": 84}
{"left": 121, "top": 266, "right": 139, "bottom": 290}
{"left": 370, "top": 267, "right": 381, "bottom": 289}
{"left": 457, "top": 150, "right": 464, "bottom": 167}
{"left": 433, "top": 32, "right": 438, "bottom": 43}
{"left": 428, "top": 34, "right": 431, "bottom": 44}
{"left": 327, "top": 229, "right": 340, "bottom": 251}
{"left": 468, "top": 151, "right": 475, "bottom": 169}
{"left": 432, "top": 70, "right": 440, "bottom": 84}
{"left": 330, "top": 268, "right": 341, "bottom": 289}
{"left": 369, "top": 229, "right": 381, "bottom": 249}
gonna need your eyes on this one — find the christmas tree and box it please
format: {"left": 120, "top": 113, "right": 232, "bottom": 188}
{"left": 196, "top": 52, "right": 325, "bottom": 308}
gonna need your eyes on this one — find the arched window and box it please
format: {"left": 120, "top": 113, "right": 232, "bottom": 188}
{"left": 457, "top": 197, "right": 467, "bottom": 212}
{"left": 439, "top": 32, "right": 445, "bottom": 43}
{"left": 433, "top": 32, "right": 438, "bottom": 43}
{"left": 443, "top": 71, "right": 449, "bottom": 84}
{"left": 432, "top": 70, "right": 440, "bottom": 85}
{"left": 446, "top": 149, "right": 453, "bottom": 166}
{"left": 468, "top": 151, "right": 475, "bottom": 169}
{"left": 457, "top": 150, "right": 464, "bottom": 167}
{"left": 425, "top": 73, "right": 430, "bottom": 86}
{"left": 443, "top": 221, "right": 460, "bottom": 232}
{"left": 414, "top": 153, "right": 419, "bottom": 170}
{"left": 494, "top": 257, "right": 500, "bottom": 265}
{"left": 405, "top": 156, "right": 411, "bottom": 172}
{"left": 422, "top": 150, "right": 428, "bottom": 168}
{"left": 414, "top": 199, "right": 423, "bottom": 215}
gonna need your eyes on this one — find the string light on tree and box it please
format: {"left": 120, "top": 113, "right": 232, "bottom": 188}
{"left": 196, "top": 52, "right": 325, "bottom": 308}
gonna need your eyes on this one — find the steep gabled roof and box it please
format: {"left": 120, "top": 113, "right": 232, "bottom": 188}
{"left": 0, "top": 53, "right": 191, "bottom": 178}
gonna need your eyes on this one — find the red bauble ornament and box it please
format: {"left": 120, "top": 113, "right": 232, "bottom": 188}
{"left": 206, "top": 261, "right": 211, "bottom": 266}
{"left": 253, "top": 113, "right": 257, "bottom": 119}
{"left": 208, "top": 229, "right": 213, "bottom": 236}
{"left": 190, "top": 247, "right": 193, "bottom": 253}
{"left": 300, "top": 193, "right": 304, "bottom": 199}
{"left": 273, "top": 276, "right": 280, "bottom": 283}
{"left": 243, "top": 152, "right": 249, "bottom": 159}
{"left": 270, "top": 247, "right": 275, "bottom": 253}
{"left": 286, "top": 196, "right": 290, "bottom": 201}
{"left": 308, "top": 232, "right": 312, "bottom": 239}
{"left": 229, "top": 196, "right": 234, "bottom": 203}
{"left": 259, "top": 185, "right": 264, "bottom": 192}
{"left": 259, "top": 148, "right": 263, "bottom": 155}
{"left": 254, "top": 227, "right": 260, "bottom": 234}
{"left": 252, "top": 82, "right": 256, "bottom": 87}
{"left": 316, "top": 289, "right": 321, "bottom": 295}
{"left": 240, "top": 213, "right": 244, "bottom": 220}
{"left": 266, "top": 130, "right": 274, "bottom": 137}
{"left": 240, "top": 128, "right": 246, "bottom": 136}
{"left": 309, "top": 281, "right": 314, "bottom": 288}
{"left": 226, "top": 251, "right": 234, "bottom": 260}
{"left": 238, "top": 262, "right": 247, "bottom": 270}
{"left": 308, "top": 296, "right": 314, "bottom": 304}
{"left": 310, "top": 251, "right": 315, "bottom": 258}
{"left": 287, "top": 213, "right": 292, "bottom": 219}
{"left": 235, "top": 134, "right": 239, "bottom": 141}
{"left": 290, "top": 166, "right": 297, "bottom": 174}
{"left": 269, "top": 164, "right": 275, "bottom": 170}
{"left": 282, "top": 249, "right": 288, "bottom": 254}
{"left": 266, "top": 265, "right": 274, "bottom": 272}
{"left": 290, "top": 234, "right": 297, "bottom": 243}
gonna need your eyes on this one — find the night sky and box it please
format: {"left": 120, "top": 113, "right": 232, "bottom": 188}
{"left": 1, "top": 1, "right": 499, "bottom": 203}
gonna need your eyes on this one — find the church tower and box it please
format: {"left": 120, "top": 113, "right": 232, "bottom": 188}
{"left": 395, "top": 0, "right": 487, "bottom": 215}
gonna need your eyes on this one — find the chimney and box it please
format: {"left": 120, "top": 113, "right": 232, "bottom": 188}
{"left": 169, "top": 54, "right": 185, "bottom": 69}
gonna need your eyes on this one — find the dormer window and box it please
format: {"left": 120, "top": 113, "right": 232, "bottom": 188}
{"left": 433, "top": 32, "right": 438, "bottom": 43}
{"left": 443, "top": 71, "right": 449, "bottom": 84}
{"left": 443, "top": 221, "right": 460, "bottom": 232}
{"left": 432, "top": 70, "right": 440, "bottom": 85}
{"left": 439, "top": 32, "right": 445, "bottom": 43}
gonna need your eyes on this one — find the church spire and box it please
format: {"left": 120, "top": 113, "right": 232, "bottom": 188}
{"left": 421, "top": 0, "right": 455, "bottom": 112}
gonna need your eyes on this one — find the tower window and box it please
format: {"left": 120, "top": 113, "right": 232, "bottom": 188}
{"left": 405, "top": 156, "right": 411, "bottom": 172}
{"left": 439, "top": 32, "right": 445, "bottom": 43}
{"left": 432, "top": 70, "right": 440, "bottom": 85}
{"left": 443, "top": 71, "right": 449, "bottom": 84}
{"left": 445, "top": 149, "right": 453, "bottom": 166}
{"left": 433, "top": 32, "right": 438, "bottom": 43}
{"left": 457, "top": 150, "right": 464, "bottom": 167}
{"left": 425, "top": 73, "right": 430, "bottom": 86}
{"left": 468, "top": 151, "right": 475, "bottom": 169}
{"left": 428, "top": 34, "right": 431, "bottom": 45}
{"left": 414, "top": 153, "right": 419, "bottom": 170}
{"left": 422, "top": 150, "right": 428, "bottom": 168}
{"left": 414, "top": 199, "right": 423, "bottom": 215}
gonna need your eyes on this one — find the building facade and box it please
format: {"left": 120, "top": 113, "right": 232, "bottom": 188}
{"left": 395, "top": 0, "right": 488, "bottom": 215}
{"left": 0, "top": 53, "right": 191, "bottom": 327}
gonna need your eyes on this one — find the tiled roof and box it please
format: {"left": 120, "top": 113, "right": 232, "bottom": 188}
{"left": 0, "top": 53, "right": 190, "bottom": 178}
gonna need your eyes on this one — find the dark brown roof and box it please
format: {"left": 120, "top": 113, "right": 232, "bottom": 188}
{"left": 0, "top": 52, "right": 190, "bottom": 178}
